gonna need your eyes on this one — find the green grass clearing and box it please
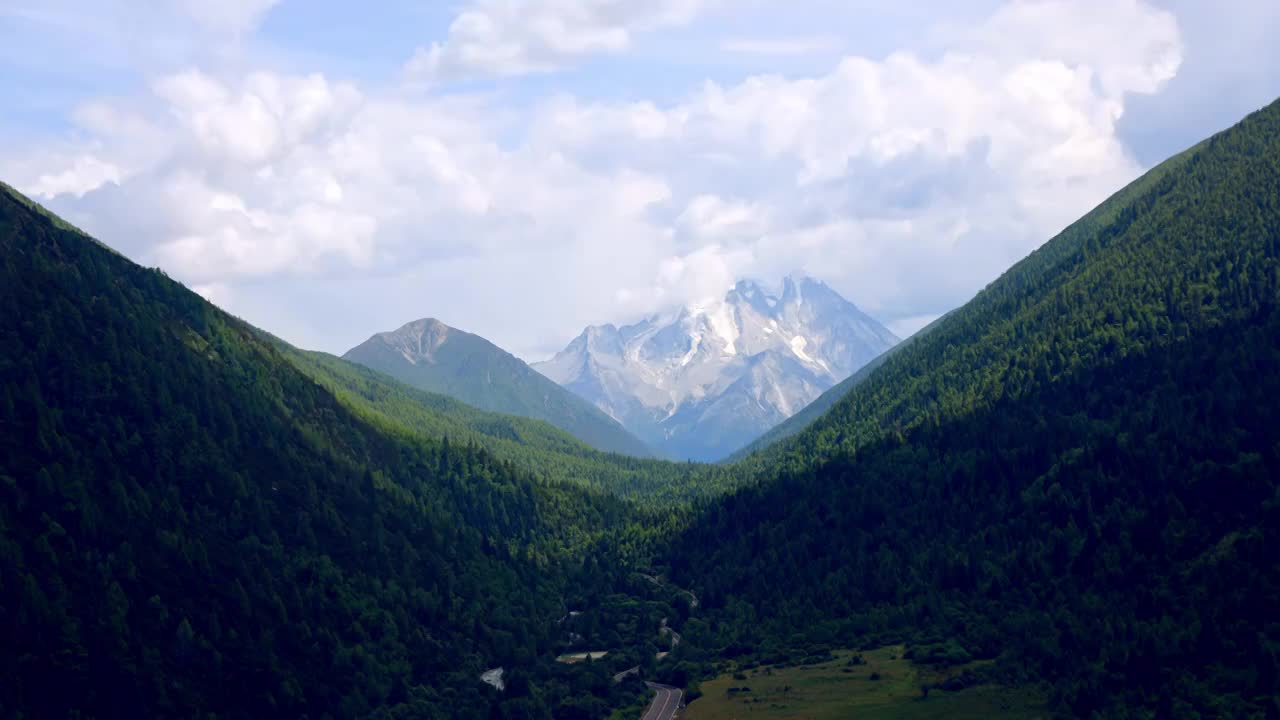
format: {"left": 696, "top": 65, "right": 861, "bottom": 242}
{"left": 682, "top": 646, "right": 1049, "bottom": 720}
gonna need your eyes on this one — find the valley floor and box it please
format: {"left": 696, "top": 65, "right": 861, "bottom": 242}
{"left": 681, "top": 646, "right": 1048, "bottom": 720}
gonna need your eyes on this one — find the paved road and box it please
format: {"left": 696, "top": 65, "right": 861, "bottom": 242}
{"left": 642, "top": 682, "right": 683, "bottom": 720}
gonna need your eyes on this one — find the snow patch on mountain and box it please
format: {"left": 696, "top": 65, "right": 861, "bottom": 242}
{"left": 533, "top": 274, "right": 900, "bottom": 461}
{"left": 789, "top": 336, "right": 813, "bottom": 363}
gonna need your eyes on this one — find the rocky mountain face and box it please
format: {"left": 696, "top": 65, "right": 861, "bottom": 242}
{"left": 533, "top": 275, "right": 899, "bottom": 460}
{"left": 344, "top": 318, "right": 654, "bottom": 457}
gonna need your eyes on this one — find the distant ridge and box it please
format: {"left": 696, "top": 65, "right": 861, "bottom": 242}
{"left": 345, "top": 317, "right": 654, "bottom": 457}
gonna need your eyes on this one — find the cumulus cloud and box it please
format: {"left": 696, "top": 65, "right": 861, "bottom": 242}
{"left": 150, "top": 173, "right": 378, "bottom": 279}
{"left": 406, "top": 0, "right": 719, "bottom": 81}
{"left": 153, "top": 70, "right": 363, "bottom": 168}
{"left": 29, "top": 156, "right": 121, "bottom": 199}
{"left": 6, "top": 0, "right": 1199, "bottom": 359}
{"left": 524, "top": 0, "right": 1182, "bottom": 322}
{"left": 972, "top": 0, "right": 1182, "bottom": 97}
{"left": 1116, "top": 0, "right": 1280, "bottom": 164}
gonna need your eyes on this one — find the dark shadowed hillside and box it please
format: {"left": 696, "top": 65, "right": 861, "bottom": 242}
{"left": 670, "top": 100, "right": 1280, "bottom": 717}
{"left": 0, "top": 181, "right": 656, "bottom": 718}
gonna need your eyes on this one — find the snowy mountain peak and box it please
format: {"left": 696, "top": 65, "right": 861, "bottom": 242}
{"left": 533, "top": 275, "right": 900, "bottom": 461}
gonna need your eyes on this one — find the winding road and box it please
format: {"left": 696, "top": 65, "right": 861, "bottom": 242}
{"left": 642, "top": 682, "right": 682, "bottom": 720}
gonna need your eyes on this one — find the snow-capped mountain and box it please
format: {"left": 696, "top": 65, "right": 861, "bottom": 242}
{"left": 532, "top": 274, "right": 900, "bottom": 461}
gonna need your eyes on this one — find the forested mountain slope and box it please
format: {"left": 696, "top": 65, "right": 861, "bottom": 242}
{"left": 279, "top": 347, "right": 725, "bottom": 504}
{"left": 345, "top": 318, "right": 654, "bottom": 458}
{"left": 0, "top": 182, "right": 648, "bottom": 718}
{"left": 670, "top": 101, "right": 1280, "bottom": 717}
{"left": 739, "top": 132, "right": 1206, "bottom": 473}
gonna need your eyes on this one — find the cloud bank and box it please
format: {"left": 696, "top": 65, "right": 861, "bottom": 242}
{"left": 7, "top": 0, "right": 1270, "bottom": 361}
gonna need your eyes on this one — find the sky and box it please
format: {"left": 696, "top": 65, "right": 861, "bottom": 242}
{"left": 2, "top": 0, "right": 1278, "bottom": 360}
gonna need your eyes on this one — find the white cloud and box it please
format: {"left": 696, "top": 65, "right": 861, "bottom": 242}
{"left": 1116, "top": 0, "right": 1280, "bottom": 164}
{"left": 150, "top": 173, "right": 378, "bottom": 279}
{"left": 15, "top": 70, "right": 372, "bottom": 279}
{"left": 7, "top": 0, "right": 1195, "bottom": 360}
{"left": 153, "top": 70, "right": 363, "bottom": 168}
{"left": 522, "top": 0, "right": 1182, "bottom": 326}
{"left": 972, "top": 0, "right": 1182, "bottom": 97}
{"left": 29, "top": 156, "right": 121, "bottom": 199}
{"left": 407, "top": 0, "right": 719, "bottom": 81}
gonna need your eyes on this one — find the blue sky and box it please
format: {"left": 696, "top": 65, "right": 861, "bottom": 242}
{"left": 2, "top": 0, "right": 1278, "bottom": 359}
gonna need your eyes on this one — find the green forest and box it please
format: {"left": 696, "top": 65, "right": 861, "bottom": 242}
{"left": 669, "top": 98, "right": 1280, "bottom": 716}
{"left": 2, "top": 97, "right": 1280, "bottom": 720}
{"left": 0, "top": 178, "right": 675, "bottom": 718}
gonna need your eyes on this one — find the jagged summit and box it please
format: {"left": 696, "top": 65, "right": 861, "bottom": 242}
{"left": 533, "top": 273, "right": 899, "bottom": 461}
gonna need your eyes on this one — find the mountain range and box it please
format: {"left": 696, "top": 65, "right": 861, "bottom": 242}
{"left": 343, "top": 318, "right": 653, "bottom": 457}
{"left": 534, "top": 275, "right": 899, "bottom": 461}
{"left": 3, "top": 97, "right": 1280, "bottom": 720}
